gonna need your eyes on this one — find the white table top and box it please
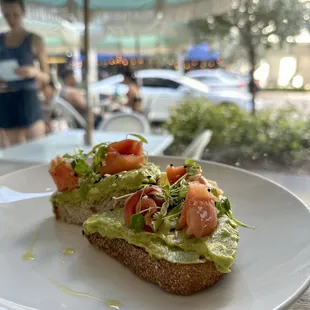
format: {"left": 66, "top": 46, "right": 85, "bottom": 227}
{"left": 0, "top": 129, "right": 174, "bottom": 165}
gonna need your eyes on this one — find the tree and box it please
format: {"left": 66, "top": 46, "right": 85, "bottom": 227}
{"left": 188, "top": 0, "right": 310, "bottom": 114}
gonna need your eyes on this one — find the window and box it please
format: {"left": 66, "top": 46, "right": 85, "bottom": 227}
{"left": 196, "top": 76, "right": 221, "bottom": 84}
{"left": 142, "top": 78, "right": 180, "bottom": 89}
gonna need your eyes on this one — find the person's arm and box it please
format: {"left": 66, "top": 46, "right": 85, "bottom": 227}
{"left": 15, "top": 34, "right": 50, "bottom": 85}
{"left": 65, "top": 88, "right": 86, "bottom": 109}
{"left": 33, "top": 35, "right": 50, "bottom": 85}
{"left": 127, "top": 85, "right": 142, "bottom": 113}
{"left": 127, "top": 86, "right": 135, "bottom": 107}
{"left": 41, "top": 86, "right": 55, "bottom": 105}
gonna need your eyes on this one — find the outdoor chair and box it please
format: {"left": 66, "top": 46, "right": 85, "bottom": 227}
{"left": 181, "top": 130, "right": 213, "bottom": 160}
{"left": 144, "top": 95, "right": 164, "bottom": 123}
{"left": 55, "top": 97, "right": 88, "bottom": 130}
{"left": 97, "top": 112, "right": 151, "bottom": 133}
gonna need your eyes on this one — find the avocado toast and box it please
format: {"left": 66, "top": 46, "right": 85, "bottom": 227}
{"left": 83, "top": 160, "right": 252, "bottom": 295}
{"left": 48, "top": 137, "right": 161, "bottom": 225}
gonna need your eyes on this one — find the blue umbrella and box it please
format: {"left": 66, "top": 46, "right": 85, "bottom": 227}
{"left": 185, "top": 43, "right": 219, "bottom": 61}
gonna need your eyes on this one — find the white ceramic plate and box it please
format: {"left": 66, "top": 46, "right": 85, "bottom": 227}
{"left": 0, "top": 156, "right": 310, "bottom": 310}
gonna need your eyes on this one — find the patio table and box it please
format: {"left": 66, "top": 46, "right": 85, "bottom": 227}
{"left": 0, "top": 129, "right": 174, "bottom": 168}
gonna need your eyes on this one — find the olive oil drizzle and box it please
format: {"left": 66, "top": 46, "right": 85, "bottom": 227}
{"left": 63, "top": 248, "right": 76, "bottom": 255}
{"left": 22, "top": 232, "right": 39, "bottom": 261}
{"left": 47, "top": 276, "right": 121, "bottom": 309}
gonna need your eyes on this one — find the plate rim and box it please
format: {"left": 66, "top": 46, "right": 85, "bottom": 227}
{"left": 0, "top": 155, "right": 309, "bottom": 310}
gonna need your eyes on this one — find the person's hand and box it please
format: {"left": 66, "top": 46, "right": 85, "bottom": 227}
{"left": 15, "top": 66, "right": 37, "bottom": 79}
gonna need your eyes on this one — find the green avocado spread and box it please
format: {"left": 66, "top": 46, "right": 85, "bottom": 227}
{"left": 51, "top": 162, "right": 161, "bottom": 204}
{"left": 83, "top": 208, "right": 239, "bottom": 273}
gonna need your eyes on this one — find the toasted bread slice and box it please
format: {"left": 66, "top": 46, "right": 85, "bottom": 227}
{"left": 86, "top": 232, "right": 223, "bottom": 295}
{"left": 52, "top": 193, "right": 127, "bottom": 225}
{"left": 50, "top": 162, "right": 161, "bottom": 225}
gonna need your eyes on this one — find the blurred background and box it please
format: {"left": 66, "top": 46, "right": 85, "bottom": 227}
{"left": 1, "top": 0, "right": 310, "bottom": 177}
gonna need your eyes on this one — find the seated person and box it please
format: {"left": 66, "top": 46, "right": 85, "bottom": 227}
{"left": 40, "top": 80, "right": 65, "bottom": 133}
{"left": 59, "top": 68, "right": 103, "bottom": 128}
{"left": 119, "top": 66, "right": 143, "bottom": 113}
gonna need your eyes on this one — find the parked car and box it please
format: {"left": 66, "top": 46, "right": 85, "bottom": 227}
{"left": 186, "top": 69, "right": 248, "bottom": 92}
{"left": 90, "top": 69, "right": 252, "bottom": 123}
{"left": 187, "top": 69, "right": 261, "bottom": 92}
{"left": 226, "top": 70, "right": 261, "bottom": 89}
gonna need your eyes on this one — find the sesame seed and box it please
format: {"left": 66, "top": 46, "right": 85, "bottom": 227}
{"left": 207, "top": 188, "right": 211, "bottom": 192}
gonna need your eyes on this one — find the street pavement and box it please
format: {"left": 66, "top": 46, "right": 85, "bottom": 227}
{"left": 256, "top": 91, "right": 310, "bottom": 112}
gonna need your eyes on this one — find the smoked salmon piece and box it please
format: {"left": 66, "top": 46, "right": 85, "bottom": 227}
{"left": 165, "top": 164, "right": 205, "bottom": 185}
{"left": 49, "top": 156, "right": 79, "bottom": 192}
{"left": 124, "top": 186, "right": 164, "bottom": 230}
{"left": 100, "top": 151, "right": 145, "bottom": 175}
{"left": 100, "top": 139, "right": 145, "bottom": 176}
{"left": 178, "top": 182, "right": 217, "bottom": 238}
{"left": 165, "top": 165, "right": 187, "bottom": 185}
{"left": 108, "top": 139, "right": 144, "bottom": 156}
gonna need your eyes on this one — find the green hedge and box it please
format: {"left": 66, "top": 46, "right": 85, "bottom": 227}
{"left": 164, "top": 99, "right": 310, "bottom": 170}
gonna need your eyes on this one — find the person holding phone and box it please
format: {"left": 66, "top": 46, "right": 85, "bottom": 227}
{"left": 0, "top": 0, "right": 49, "bottom": 147}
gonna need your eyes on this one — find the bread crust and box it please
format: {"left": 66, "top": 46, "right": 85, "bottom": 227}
{"left": 87, "top": 232, "right": 223, "bottom": 295}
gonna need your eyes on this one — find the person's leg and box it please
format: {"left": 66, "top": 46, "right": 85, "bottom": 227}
{"left": 0, "top": 129, "right": 10, "bottom": 148}
{"left": 4, "top": 128, "right": 27, "bottom": 146}
{"left": 25, "top": 120, "right": 46, "bottom": 141}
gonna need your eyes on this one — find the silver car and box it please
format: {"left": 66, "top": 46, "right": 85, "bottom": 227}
{"left": 90, "top": 69, "right": 252, "bottom": 123}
